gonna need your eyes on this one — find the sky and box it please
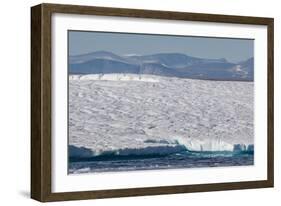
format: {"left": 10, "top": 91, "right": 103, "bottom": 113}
{"left": 68, "top": 30, "right": 254, "bottom": 63}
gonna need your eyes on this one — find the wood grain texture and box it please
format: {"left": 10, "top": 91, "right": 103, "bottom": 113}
{"left": 31, "top": 4, "right": 52, "bottom": 202}
{"left": 31, "top": 3, "right": 274, "bottom": 202}
{"left": 31, "top": 4, "right": 42, "bottom": 201}
{"left": 267, "top": 20, "right": 274, "bottom": 186}
{"left": 42, "top": 3, "right": 272, "bottom": 25}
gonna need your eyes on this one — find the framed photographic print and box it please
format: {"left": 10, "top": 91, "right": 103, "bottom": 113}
{"left": 31, "top": 3, "right": 274, "bottom": 202}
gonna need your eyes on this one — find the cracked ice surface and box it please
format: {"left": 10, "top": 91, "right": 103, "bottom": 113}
{"left": 69, "top": 74, "right": 254, "bottom": 155}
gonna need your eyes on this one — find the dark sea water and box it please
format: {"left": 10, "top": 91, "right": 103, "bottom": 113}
{"left": 68, "top": 151, "right": 254, "bottom": 174}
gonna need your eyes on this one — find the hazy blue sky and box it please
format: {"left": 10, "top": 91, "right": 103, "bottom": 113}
{"left": 69, "top": 30, "right": 254, "bottom": 63}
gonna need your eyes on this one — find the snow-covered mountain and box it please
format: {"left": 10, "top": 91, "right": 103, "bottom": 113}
{"left": 69, "top": 51, "right": 132, "bottom": 64}
{"left": 69, "top": 51, "right": 254, "bottom": 81}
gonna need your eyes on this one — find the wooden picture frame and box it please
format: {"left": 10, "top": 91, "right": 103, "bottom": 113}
{"left": 31, "top": 3, "right": 274, "bottom": 202}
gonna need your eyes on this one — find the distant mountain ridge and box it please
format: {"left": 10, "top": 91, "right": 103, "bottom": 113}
{"left": 69, "top": 51, "right": 254, "bottom": 81}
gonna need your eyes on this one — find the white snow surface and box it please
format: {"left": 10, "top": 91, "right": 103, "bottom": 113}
{"left": 69, "top": 74, "right": 254, "bottom": 157}
{"left": 69, "top": 74, "right": 159, "bottom": 82}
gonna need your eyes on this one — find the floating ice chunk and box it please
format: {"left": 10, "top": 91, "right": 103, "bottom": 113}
{"left": 70, "top": 167, "right": 91, "bottom": 174}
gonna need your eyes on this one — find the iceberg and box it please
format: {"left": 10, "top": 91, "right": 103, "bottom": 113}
{"left": 69, "top": 74, "right": 254, "bottom": 160}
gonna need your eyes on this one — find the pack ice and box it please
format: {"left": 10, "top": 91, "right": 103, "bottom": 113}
{"left": 69, "top": 74, "right": 254, "bottom": 158}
